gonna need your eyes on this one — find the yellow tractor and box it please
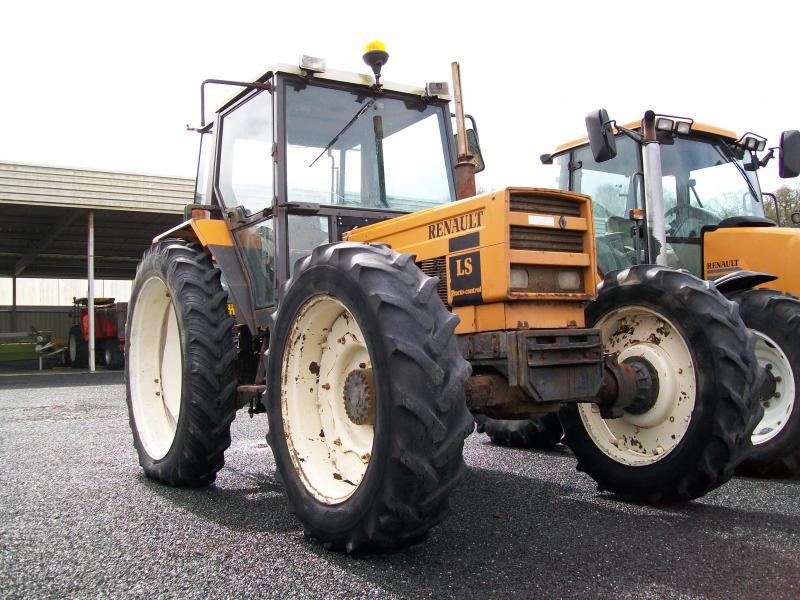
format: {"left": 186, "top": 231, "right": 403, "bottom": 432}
{"left": 123, "top": 46, "right": 762, "bottom": 553}
{"left": 533, "top": 109, "right": 800, "bottom": 477}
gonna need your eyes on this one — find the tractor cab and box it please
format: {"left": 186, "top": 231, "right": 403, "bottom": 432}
{"left": 543, "top": 113, "right": 800, "bottom": 282}
{"left": 191, "top": 55, "right": 458, "bottom": 321}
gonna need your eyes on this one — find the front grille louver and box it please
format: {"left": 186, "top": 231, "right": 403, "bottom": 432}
{"left": 510, "top": 194, "right": 581, "bottom": 216}
{"left": 510, "top": 226, "right": 584, "bottom": 252}
{"left": 417, "top": 257, "right": 450, "bottom": 309}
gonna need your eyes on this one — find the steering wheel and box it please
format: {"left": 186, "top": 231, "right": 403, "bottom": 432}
{"left": 664, "top": 205, "right": 718, "bottom": 238}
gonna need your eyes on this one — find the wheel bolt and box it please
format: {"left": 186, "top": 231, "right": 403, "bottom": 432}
{"left": 774, "top": 393, "right": 781, "bottom": 399}
{"left": 766, "top": 364, "right": 773, "bottom": 371}
{"left": 775, "top": 376, "right": 782, "bottom": 383}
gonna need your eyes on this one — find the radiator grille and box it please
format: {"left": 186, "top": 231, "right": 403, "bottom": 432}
{"left": 510, "top": 226, "right": 584, "bottom": 252}
{"left": 417, "top": 257, "right": 450, "bottom": 308}
{"left": 510, "top": 194, "right": 581, "bottom": 216}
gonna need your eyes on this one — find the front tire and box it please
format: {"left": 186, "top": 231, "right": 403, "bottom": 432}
{"left": 560, "top": 266, "right": 761, "bottom": 503}
{"left": 730, "top": 289, "right": 800, "bottom": 478}
{"left": 103, "top": 338, "right": 124, "bottom": 370}
{"left": 67, "top": 325, "right": 88, "bottom": 368}
{"left": 267, "top": 243, "right": 473, "bottom": 553}
{"left": 125, "top": 239, "right": 236, "bottom": 487}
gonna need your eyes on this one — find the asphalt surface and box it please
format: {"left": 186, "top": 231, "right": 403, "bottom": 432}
{"left": 1, "top": 372, "right": 799, "bottom": 599}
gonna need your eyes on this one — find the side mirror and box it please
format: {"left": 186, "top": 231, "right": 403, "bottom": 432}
{"left": 779, "top": 130, "right": 800, "bottom": 178}
{"left": 792, "top": 212, "right": 800, "bottom": 226}
{"left": 466, "top": 129, "right": 485, "bottom": 173}
{"left": 454, "top": 128, "right": 485, "bottom": 173}
{"left": 585, "top": 109, "right": 617, "bottom": 163}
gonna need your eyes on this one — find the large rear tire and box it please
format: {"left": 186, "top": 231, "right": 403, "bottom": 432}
{"left": 475, "top": 414, "right": 563, "bottom": 450}
{"left": 266, "top": 242, "right": 473, "bottom": 553}
{"left": 729, "top": 289, "right": 800, "bottom": 478}
{"left": 125, "top": 239, "right": 237, "bottom": 487}
{"left": 560, "top": 265, "right": 761, "bottom": 504}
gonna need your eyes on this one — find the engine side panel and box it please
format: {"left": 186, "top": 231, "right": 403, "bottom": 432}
{"left": 703, "top": 227, "right": 800, "bottom": 295}
{"left": 345, "top": 187, "right": 597, "bottom": 334}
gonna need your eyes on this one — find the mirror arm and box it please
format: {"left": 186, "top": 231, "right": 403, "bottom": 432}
{"left": 613, "top": 122, "right": 643, "bottom": 143}
{"left": 758, "top": 147, "right": 777, "bottom": 169}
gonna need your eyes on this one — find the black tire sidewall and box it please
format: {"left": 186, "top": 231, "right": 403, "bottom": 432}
{"left": 267, "top": 264, "right": 392, "bottom": 536}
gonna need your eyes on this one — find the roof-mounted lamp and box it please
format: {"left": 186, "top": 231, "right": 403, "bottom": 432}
{"left": 363, "top": 41, "right": 389, "bottom": 85}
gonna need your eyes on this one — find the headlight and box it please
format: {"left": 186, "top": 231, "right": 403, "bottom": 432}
{"left": 510, "top": 266, "right": 529, "bottom": 289}
{"left": 557, "top": 270, "right": 582, "bottom": 291}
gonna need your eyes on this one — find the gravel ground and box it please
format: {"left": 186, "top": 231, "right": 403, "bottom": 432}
{"left": 1, "top": 372, "right": 799, "bottom": 599}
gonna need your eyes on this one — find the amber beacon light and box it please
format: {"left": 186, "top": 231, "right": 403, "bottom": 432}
{"left": 362, "top": 41, "right": 389, "bottom": 84}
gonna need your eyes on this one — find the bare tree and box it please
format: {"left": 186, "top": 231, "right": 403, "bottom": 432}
{"left": 764, "top": 185, "right": 800, "bottom": 227}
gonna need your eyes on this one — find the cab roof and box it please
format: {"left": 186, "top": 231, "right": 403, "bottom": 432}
{"left": 552, "top": 118, "right": 739, "bottom": 155}
{"left": 217, "top": 63, "right": 450, "bottom": 115}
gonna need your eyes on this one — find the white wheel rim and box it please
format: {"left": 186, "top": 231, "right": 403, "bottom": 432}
{"left": 281, "top": 294, "right": 375, "bottom": 504}
{"left": 752, "top": 330, "right": 796, "bottom": 445}
{"left": 578, "top": 306, "right": 696, "bottom": 466}
{"left": 128, "top": 276, "right": 183, "bottom": 460}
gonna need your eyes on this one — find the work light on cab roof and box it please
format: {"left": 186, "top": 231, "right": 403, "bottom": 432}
{"left": 363, "top": 40, "right": 389, "bottom": 84}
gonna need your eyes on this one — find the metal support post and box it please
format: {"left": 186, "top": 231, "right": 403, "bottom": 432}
{"left": 11, "top": 276, "right": 17, "bottom": 331}
{"left": 88, "top": 210, "right": 95, "bottom": 372}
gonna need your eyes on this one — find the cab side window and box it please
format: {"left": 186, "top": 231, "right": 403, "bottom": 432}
{"left": 217, "top": 91, "right": 274, "bottom": 216}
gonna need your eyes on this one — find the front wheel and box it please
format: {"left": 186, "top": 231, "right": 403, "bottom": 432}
{"left": 560, "top": 265, "right": 761, "bottom": 504}
{"left": 67, "top": 325, "right": 88, "bottom": 368}
{"left": 125, "top": 239, "right": 236, "bottom": 487}
{"left": 267, "top": 243, "right": 473, "bottom": 553}
{"left": 730, "top": 289, "right": 800, "bottom": 478}
{"left": 103, "top": 338, "right": 124, "bottom": 370}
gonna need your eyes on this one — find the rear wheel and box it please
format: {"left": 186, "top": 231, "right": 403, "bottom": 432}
{"left": 125, "top": 239, "right": 236, "bottom": 487}
{"left": 730, "top": 289, "right": 800, "bottom": 478}
{"left": 67, "top": 325, "right": 88, "bottom": 368}
{"left": 476, "top": 414, "right": 563, "bottom": 450}
{"left": 560, "top": 265, "right": 761, "bottom": 503}
{"left": 267, "top": 243, "right": 473, "bottom": 553}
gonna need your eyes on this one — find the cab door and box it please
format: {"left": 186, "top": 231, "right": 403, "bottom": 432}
{"left": 215, "top": 88, "right": 277, "bottom": 319}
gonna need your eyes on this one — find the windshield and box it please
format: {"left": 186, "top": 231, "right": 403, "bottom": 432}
{"left": 551, "top": 133, "right": 767, "bottom": 277}
{"left": 659, "top": 136, "right": 764, "bottom": 226}
{"left": 285, "top": 80, "right": 455, "bottom": 212}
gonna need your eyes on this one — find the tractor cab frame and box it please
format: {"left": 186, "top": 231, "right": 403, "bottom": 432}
{"left": 182, "top": 65, "right": 459, "bottom": 336}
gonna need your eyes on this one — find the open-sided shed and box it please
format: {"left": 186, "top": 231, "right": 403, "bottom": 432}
{"left": 0, "top": 161, "right": 194, "bottom": 368}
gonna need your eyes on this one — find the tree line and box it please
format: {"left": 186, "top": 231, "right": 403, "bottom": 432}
{"left": 764, "top": 184, "right": 800, "bottom": 227}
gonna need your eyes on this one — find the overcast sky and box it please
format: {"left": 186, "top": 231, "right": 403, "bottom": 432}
{"left": 2, "top": 1, "right": 798, "bottom": 193}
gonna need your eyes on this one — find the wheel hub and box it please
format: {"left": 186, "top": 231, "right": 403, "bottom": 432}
{"left": 578, "top": 305, "right": 696, "bottom": 466}
{"left": 623, "top": 357, "right": 660, "bottom": 415}
{"left": 343, "top": 368, "right": 375, "bottom": 426}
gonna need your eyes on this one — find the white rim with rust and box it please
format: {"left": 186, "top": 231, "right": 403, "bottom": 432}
{"left": 578, "top": 306, "right": 696, "bottom": 466}
{"left": 281, "top": 294, "right": 374, "bottom": 504}
{"left": 752, "top": 330, "right": 796, "bottom": 445}
{"left": 128, "top": 277, "right": 183, "bottom": 460}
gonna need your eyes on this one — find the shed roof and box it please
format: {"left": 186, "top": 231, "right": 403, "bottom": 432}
{"left": 0, "top": 162, "right": 193, "bottom": 279}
